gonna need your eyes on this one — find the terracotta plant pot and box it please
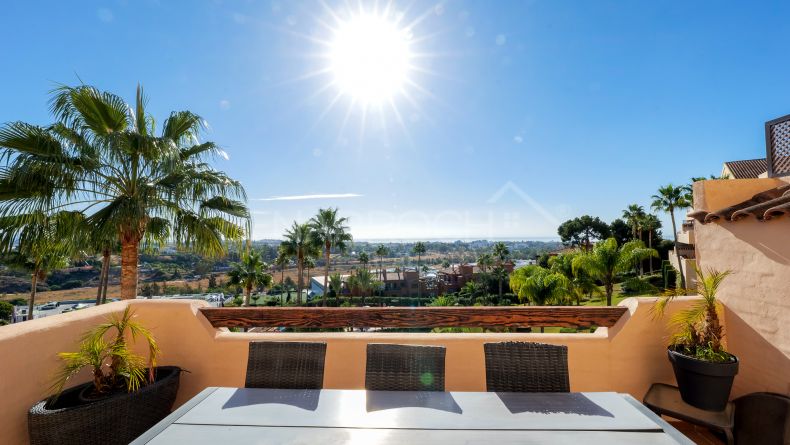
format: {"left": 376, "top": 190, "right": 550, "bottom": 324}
{"left": 668, "top": 349, "right": 738, "bottom": 411}
{"left": 28, "top": 366, "right": 181, "bottom": 445}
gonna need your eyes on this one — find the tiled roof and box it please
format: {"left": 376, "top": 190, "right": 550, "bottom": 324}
{"left": 688, "top": 184, "right": 790, "bottom": 223}
{"left": 723, "top": 158, "right": 767, "bottom": 179}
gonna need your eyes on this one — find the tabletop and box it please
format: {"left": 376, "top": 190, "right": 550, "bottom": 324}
{"left": 132, "top": 388, "right": 695, "bottom": 444}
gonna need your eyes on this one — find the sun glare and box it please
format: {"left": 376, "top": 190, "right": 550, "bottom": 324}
{"left": 329, "top": 13, "right": 412, "bottom": 104}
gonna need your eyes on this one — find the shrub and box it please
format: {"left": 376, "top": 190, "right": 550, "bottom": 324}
{"left": 59, "top": 280, "right": 84, "bottom": 290}
{"left": 0, "top": 301, "right": 13, "bottom": 321}
{"left": 621, "top": 277, "right": 659, "bottom": 296}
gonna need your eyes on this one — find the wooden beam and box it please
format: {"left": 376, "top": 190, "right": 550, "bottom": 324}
{"left": 199, "top": 306, "right": 628, "bottom": 329}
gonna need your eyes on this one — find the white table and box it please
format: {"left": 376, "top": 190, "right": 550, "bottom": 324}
{"left": 132, "top": 388, "right": 694, "bottom": 444}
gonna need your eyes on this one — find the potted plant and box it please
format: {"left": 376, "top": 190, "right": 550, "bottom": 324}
{"left": 655, "top": 267, "right": 738, "bottom": 411}
{"left": 28, "top": 307, "right": 181, "bottom": 445}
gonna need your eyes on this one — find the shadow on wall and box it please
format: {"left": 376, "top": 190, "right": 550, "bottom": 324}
{"left": 724, "top": 220, "right": 790, "bottom": 265}
{"left": 724, "top": 307, "right": 790, "bottom": 397}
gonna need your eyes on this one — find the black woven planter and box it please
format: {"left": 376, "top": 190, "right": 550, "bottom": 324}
{"left": 668, "top": 349, "right": 738, "bottom": 411}
{"left": 28, "top": 366, "right": 181, "bottom": 445}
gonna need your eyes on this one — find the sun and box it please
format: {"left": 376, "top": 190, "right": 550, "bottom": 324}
{"left": 328, "top": 13, "right": 412, "bottom": 104}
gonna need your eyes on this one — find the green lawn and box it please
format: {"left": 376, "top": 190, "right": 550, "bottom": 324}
{"left": 576, "top": 282, "right": 655, "bottom": 307}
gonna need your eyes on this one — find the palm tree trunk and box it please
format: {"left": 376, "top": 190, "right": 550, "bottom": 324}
{"left": 416, "top": 254, "right": 421, "bottom": 305}
{"left": 243, "top": 283, "right": 252, "bottom": 307}
{"left": 96, "top": 249, "right": 110, "bottom": 305}
{"left": 669, "top": 209, "right": 686, "bottom": 288}
{"left": 27, "top": 268, "right": 39, "bottom": 321}
{"left": 120, "top": 237, "right": 140, "bottom": 300}
{"left": 101, "top": 266, "right": 109, "bottom": 304}
{"left": 322, "top": 244, "right": 330, "bottom": 307}
{"left": 297, "top": 256, "right": 304, "bottom": 305}
{"left": 605, "top": 281, "right": 614, "bottom": 306}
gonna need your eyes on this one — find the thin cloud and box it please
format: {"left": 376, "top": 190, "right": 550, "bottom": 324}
{"left": 254, "top": 193, "right": 363, "bottom": 201}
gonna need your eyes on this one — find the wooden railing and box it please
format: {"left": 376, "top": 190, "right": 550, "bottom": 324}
{"left": 199, "top": 306, "right": 628, "bottom": 329}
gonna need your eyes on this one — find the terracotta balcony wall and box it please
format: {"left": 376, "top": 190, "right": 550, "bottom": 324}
{"left": 0, "top": 297, "right": 705, "bottom": 444}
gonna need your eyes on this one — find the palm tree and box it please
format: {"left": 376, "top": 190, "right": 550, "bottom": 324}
{"left": 227, "top": 250, "right": 272, "bottom": 306}
{"left": 0, "top": 84, "right": 249, "bottom": 300}
{"left": 0, "top": 211, "right": 76, "bottom": 320}
{"left": 655, "top": 267, "right": 731, "bottom": 356}
{"left": 280, "top": 222, "right": 319, "bottom": 305}
{"left": 652, "top": 185, "right": 690, "bottom": 288}
{"left": 640, "top": 214, "right": 662, "bottom": 275}
{"left": 328, "top": 272, "right": 343, "bottom": 305}
{"left": 412, "top": 242, "right": 426, "bottom": 301}
{"left": 375, "top": 244, "right": 388, "bottom": 281}
{"left": 309, "top": 208, "right": 352, "bottom": 307}
{"left": 549, "top": 251, "right": 598, "bottom": 305}
{"left": 492, "top": 242, "right": 510, "bottom": 298}
{"left": 303, "top": 255, "right": 316, "bottom": 297}
{"left": 477, "top": 253, "right": 493, "bottom": 273}
{"left": 622, "top": 204, "right": 646, "bottom": 241}
{"left": 572, "top": 238, "right": 658, "bottom": 306}
{"left": 350, "top": 269, "right": 379, "bottom": 306}
{"left": 509, "top": 266, "right": 569, "bottom": 332}
{"left": 274, "top": 247, "right": 289, "bottom": 286}
{"left": 358, "top": 252, "right": 369, "bottom": 269}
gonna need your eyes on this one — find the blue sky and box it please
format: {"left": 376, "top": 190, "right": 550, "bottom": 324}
{"left": 2, "top": 1, "right": 789, "bottom": 240}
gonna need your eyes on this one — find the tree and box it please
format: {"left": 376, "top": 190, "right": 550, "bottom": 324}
{"left": 622, "top": 204, "right": 646, "bottom": 241}
{"left": 477, "top": 253, "right": 493, "bottom": 273}
{"left": 640, "top": 214, "right": 662, "bottom": 274}
{"left": 550, "top": 251, "right": 598, "bottom": 305}
{"left": 492, "top": 242, "right": 510, "bottom": 299}
{"left": 459, "top": 280, "right": 487, "bottom": 302}
{"left": 375, "top": 244, "right": 388, "bottom": 281}
{"left": 0, "top": 301, "right": 13, "bottom": 322}
{"left": 652, "top": 185, "right": 690, "bottom": 288}
{"left": 0, "top": 84, "right": 249, "bottom": 300}
{"left": 274, "top": 247, "right": 289, "bottom": 285}
{"left": 358, "top": 252, "right": 369, "bottom": 268}
{"left": 303, "top": 255, "right": 316, "bottom": 294}
{"left": 557, "top": 215, "right": 611, "bottom": 250}
{"left": 572, "top": 238, "right": 658, "bottom": 306}
{"left": 227, "top": 250, "right": 272, "bottom": 306}
{"left": 328, "top": 273, "right": 343, "bottom": 305}
{"left": 609, "top": 218, "right": 631, "bottom": 247}
{"left": 412, "top": 242, "right": 426, "bottom": 301}
{"left": 0, "top": 212, "right": 75, "bottom": 320}
{"left": 509, "top": 266, "right": 569, "bottom": 332}
{"left": 349, "top": 269, "right": 379, "bottom": 306}
{"left": 281, "top": 222, "right": 320, "bottom": 304}
{"left": 309, "top": 208, "right": 352, "bottom": 307}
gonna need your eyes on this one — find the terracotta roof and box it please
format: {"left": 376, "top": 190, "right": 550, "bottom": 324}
{"left": 723, "top": 158, "right": 767, "bottom": 179}
{"left": 689, "top": 184, "right": 790, "bottom": 223}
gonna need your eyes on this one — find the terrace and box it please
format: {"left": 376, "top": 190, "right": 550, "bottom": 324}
{"left": 3, "top": 297, "right": 694, "bottom": 443}
{"left": 1, "top": 177, "right": 790, "bottom": 444}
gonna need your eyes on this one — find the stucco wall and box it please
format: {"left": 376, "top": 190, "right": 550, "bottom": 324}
{"left": 693, "top": 179, "right": 790, "bottom": 397}
{"left": 0, "top": 298, "right": 689, "bottom": 444}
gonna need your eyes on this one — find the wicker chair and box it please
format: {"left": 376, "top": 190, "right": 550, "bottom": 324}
{"left": 245, "top": 341, "right": 327, "bottom": 389}
{"left": 484, "top": 341, "right": 570, "bottom": 392}
{"left": 365, "top": 344, "right": 446, "bottom": 391}
{"left": 734, "top": 392, "right": 790, "bottom": 445}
